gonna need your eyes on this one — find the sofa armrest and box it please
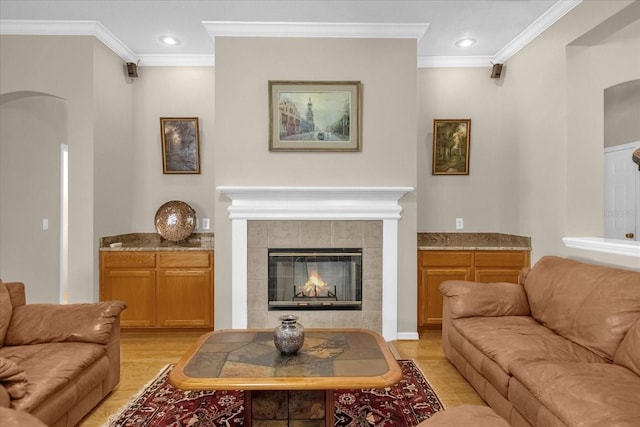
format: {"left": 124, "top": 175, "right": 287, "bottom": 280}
{"left": 440, "top": 280, "right": 530, "bottom": 320}
{"left": 4, "top": 301, "right": 126, "bottom": 346}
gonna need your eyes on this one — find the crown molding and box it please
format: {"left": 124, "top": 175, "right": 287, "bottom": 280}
{"left": 418, "top": 55, "right": 493, "bottom": 68}
{"left": 0, "top": 19, "right": 137, "bottom": 62}
{"left": 137, "top": 54, "right": 214, "bottom": 67}
{"left": 492, "top": 0, "right": 582, "bottom": 64}
{"left": 1, "top": 4, "right": 581, "bottom": 69}
{"left": 203, "top": 21, "right": 429, "bottom": 41}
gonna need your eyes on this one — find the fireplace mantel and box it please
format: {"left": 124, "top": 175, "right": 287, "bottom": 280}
{"left": 217, "top": 186, "right": 413, "bottom": 220}
{"left": 217, "top": 186, "right": 413, "bottom": 341}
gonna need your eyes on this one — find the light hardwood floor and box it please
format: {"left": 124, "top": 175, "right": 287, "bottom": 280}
{"left": 78, "top": 329, "right": 484, "bottom": 426}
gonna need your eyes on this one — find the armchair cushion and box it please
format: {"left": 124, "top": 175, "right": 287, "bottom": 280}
{"left": 0, "top": 357, "right": 27, "bottom": 400}
{"left": 5, "top": 301, "right": 126, "bottom": 346}
{"left": 440, "top": 280, "right": 530, "bottom": 319}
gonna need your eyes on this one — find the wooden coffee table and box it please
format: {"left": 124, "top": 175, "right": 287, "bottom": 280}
{"left": 169, "top": 328, "right": 403, "bottom": 426}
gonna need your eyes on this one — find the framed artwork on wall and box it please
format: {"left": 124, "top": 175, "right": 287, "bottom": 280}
{"left": 160, "top": 117, "right": 200, "bottom": 174}
{"left": 269, "top": 80, "right": 362, "bottom": 152}
{"left": 432, "top": 119, "right": 471, "bottom": 175}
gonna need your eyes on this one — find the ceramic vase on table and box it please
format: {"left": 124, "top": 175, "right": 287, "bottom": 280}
{"left": 273, "top": 315, "right": 305, "bottom": 354}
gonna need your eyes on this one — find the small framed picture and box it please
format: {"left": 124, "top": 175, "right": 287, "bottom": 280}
{"left": 160, "top": 117, "right": 200, "bottom": 174}
{"left": 432, "top": 119, "right": 471, "bottom": 175}
{"left": 269, "top": 81, "right": 362, "bottom": 151}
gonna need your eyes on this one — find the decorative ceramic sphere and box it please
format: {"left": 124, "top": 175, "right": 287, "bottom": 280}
{"left": 273, "top": 315, "right": 305, "bottom": 355}
{"left": 154, "top": 200, "right": 196, "bottom": 242}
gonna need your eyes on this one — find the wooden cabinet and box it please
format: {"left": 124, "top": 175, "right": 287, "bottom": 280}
{"left": 417, "top": 252, "right": 472, "bottom": 328}
{"left": 474, "top": 251, "right": 529, "bottom": 284}
{"left": 418, "top": 250, "right": 529, "bottom": 328}
{"left": 100, "top": 250, "right": 214, "bottom": 330}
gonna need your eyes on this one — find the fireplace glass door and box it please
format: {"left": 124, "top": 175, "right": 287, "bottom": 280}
{"left": 268, "top": 248, "right": 362, "bottom": 310}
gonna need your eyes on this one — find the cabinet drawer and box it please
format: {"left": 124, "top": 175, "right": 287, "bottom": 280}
{"left": 475, "top": 251, "right": 528, "bottom": 267}
{"left": 159, "top": 252, "right": 211, "bottom": 268}
{"left": 102, "top": 252, "right": 156, "bottom": 268}
{"left": 420, "top": 251, "right": 473, "bottom": 267}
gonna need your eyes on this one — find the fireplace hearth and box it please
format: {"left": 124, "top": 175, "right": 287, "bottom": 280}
{"left": 268, "top": 248, "right": 362, "bottom": 310}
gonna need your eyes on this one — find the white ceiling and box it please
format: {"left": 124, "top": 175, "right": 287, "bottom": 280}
{"left": 0, "top": 0, "right": 581, "bottom": 67}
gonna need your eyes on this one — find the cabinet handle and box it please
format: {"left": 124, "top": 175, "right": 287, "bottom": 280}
{"left": 625, "top": 233, "right": 635, "bottom": 239}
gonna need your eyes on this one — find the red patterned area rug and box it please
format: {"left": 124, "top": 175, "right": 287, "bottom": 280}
{"left": 104, "top": 360, "right": 444, "bottom": 427}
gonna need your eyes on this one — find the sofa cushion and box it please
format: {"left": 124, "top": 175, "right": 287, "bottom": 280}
{"left": 0, "top": 342, "right": 106, "bottom": 412}
{"left": 5, "top": 301, "right": 126, "bottom": 346}
{"left": 0, "top": 281, "right": 11, "bottom": 348}
{"left": 523, "top": 256, "right": 640, "bottom": 360}
{"left": 510, "top": 361, "right": 640, "bottom": 427}
{"left": 454, "top": 316, "right": 607, "bottom": 370}
{"left": 614, "top": 317, "right": 640, "bottom": 377}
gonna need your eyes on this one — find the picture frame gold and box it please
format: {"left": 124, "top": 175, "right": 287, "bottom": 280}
{"left": 269, "top": 81, "right": 362, "bottom": 152}
{"left": 160, "top": 117, "right": 200, "bottom": 174}
{"left": 432, "top": 119, "right": 471, "bottom": 175}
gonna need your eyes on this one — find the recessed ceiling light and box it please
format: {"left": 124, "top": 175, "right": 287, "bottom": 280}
{"left": 160, "top": 36, "right": 180, "bottom": 46}
{"left": 455, "top": 38, "right": 476, "bottom": 48}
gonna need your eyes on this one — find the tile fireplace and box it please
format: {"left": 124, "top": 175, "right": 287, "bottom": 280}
{"left": 217, "top": 186, "right": 413, "bottom": 341}
{"left": 268, "top": 248, "right": 363, "bottom": 311}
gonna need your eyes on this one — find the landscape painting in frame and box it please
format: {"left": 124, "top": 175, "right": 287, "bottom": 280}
{"left": 432, "top": 119, "right": 471, "bottom": 175}
{"left": 160, "top": 117, "right": 200, "bottom": 174}
{"left": 269, "top": 81, "right": 362, "bottom": 151}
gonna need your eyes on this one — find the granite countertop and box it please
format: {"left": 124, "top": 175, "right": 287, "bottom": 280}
{"left": 100, "top": 233, "right": 215, "bottom": 251}
{"left": 100, "top": 232, "right": 529, "bottom": 251}
{"left": 418, "top": 233, "right": 531, "bottom": 251}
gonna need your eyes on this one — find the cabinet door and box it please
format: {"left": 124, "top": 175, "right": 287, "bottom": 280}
{"left": 418, "top": 251, "right": 472, "bottom": 327}
{"left": 103, "top": 270, "right": 156, "bottom": 327}
{"left": 157, "top": 270, "right": 213, "bottom": 327}
{"left": 419, "top": 268, "right": 471, "bottom": 326}
{"left": 474, "top": 251, "right": 530, "bottom": 284}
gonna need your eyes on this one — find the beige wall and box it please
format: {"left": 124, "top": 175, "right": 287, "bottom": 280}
{"left": 604, "top": 80, "right": 640, "bottom": 148}
{"left": 129, "top": 67, "right": 215, "bottom": 232}
{"left": 1, "top": 0, "right": 638, "bottom": 315}
{"left": 0, "top": 35, "right": 97, "bottom": 302}
{"left": 93, "top": 39, "right": 135, "bottom": 298}
{"left": 213, "top": 37, "right": 418, "bottom": 332}
{"left": 417, "top": 67, "right": 519, "bottom": 232}
{"left": 415, "top": 1, "right": 639, "bottom": 271}
{"left": 0, "top": 94, "right": 65, "bottom": 302}
{"left": 566, "top": 16, "right": 640, "bottom": 243}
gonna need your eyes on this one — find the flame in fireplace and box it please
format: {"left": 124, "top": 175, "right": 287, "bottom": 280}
{"left": 301, "top": 270, "right": 329, "bottom": 297}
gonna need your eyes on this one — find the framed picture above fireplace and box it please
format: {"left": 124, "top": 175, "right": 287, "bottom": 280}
{"left": 268, "top": 81, "right": 362, "bottom": 152}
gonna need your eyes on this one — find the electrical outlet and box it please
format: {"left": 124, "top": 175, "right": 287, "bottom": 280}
{"left": 456, "top": 218, "right": 464, "bottom": 230}
{"left": 42, "top": 219, "right": 49, "bottom": 230}
{"left": 195, "top": 218, "right": 200, "bottom": 230}
{"left": 202, "top": 218, "right": 210, "bottom": 230}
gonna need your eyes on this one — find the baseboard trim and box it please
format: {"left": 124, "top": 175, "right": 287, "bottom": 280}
{"left": 396, "top": 332, "right": 420, "bottom": 340}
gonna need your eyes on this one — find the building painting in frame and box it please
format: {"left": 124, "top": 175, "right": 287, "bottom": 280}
{"left": 269, "top": 81, "right": 362, "bottom": 151}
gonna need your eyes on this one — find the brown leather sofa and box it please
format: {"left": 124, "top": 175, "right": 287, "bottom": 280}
{"left": 0, "top": 280, "right": 126, "bottom": 427}
{"left": 440, "top": 256, "right": 640, "bottom": 427}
